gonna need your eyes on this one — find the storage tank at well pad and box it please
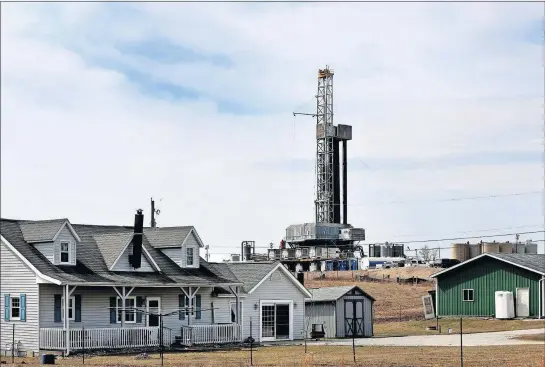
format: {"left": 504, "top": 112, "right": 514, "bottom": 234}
{"left": 525, "top": 242, "right": 538, "bottom": 254}
{"left": 499, "top": 242, "right": 513, "bottom": 254}
{"left": 516, "top": 243, "right": 526, "bottom": 254}
{"left": 482, "top": 242, "right": 500, "bottom": 254}
{"left": 451, "top": 243, "right": 469, "bottom": 262}
{"left": 469, "top": 244, "right": 481, "bottom": 259}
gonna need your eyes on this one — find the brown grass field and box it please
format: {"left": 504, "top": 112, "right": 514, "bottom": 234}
{"left": 515, "top": 333, "right": 545, "bottom": 342}
{"left": 3, "top": 345, "right": 545, "bottom": 366}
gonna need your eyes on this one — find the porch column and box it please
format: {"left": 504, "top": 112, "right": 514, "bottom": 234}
{"left": 228, "top": 285, "right": 241, "bottom": 339}
{"left": 113, "top": 286, "right": 135, "bottom": 328}
{"left": 64, "top": 285, "right": 77, "bottom": 355}
{"left": 181, "top": 287, "right": 200, "bottom": 326}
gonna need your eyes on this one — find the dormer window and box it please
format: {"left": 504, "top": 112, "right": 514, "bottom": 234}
{"left": 186, "top": 247, "right": 194, "bottom": 266}
{"left": 60, "top": 242, "right": 70, "bottom": 264}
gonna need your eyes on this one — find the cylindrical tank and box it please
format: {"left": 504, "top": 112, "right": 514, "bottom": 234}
{"left": 451, "top": 243, "right": 469, "bottom": 262}
{"left": 469, "top": 244, "right": 481, "bottom": 259}
{"left": 380, "top": 244, "right": 392, "bottom": 258}
{"left": 326, "top": 260, "right": 334, "bottom": 271}
{"left": 525, "top": 242, "right": 538, "bottom": 254}
{"left": 516, "top": 244, "right": 526, "bottom": 254}
{"left": 295, "top": 263, "right": 303, "bottom": 273}
{"left": 483, "top": 242, "right": 500, "bottom": 254}
{"left": 500, "top": 242, "right": 513, "bottom": 254}
{"left": 320, "top": 261, "right": 327, "bottom": 272}
{"left": 309, "top": 262, "right": 318, "bottom": 272}
{"left": 243, "top": 245, "right": 252, "bottom": 260}
{"left": 350, "top": 259, "right": 358, "bottom": 270}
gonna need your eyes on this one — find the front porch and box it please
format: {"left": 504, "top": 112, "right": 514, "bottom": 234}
{"left": 39, "top": 324, "right": 243, "bottom": 351}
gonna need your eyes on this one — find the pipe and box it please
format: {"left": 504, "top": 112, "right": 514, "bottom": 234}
{"left": 333, "top": 139, "right": 341, "bottom": 223}
{"left": 342, "top": 140, "right": 347, "bottom": 225}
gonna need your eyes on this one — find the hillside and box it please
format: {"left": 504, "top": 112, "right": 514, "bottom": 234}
{"left": 305, "top": 268, "right": 435, "bottom": 322}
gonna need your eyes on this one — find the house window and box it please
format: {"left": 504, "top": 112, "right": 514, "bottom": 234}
{"left": 10, "top": 296, "right": 21, "bottom": 320}
{"left": 61, "top": 297, "right": 75, "bottom": 321}
{"left": 60, "top": 241, "right": 70, "bottom": 264}
{"left": 117, "top": 297, "right": 136, "bottom": 323}
{"left": 186, "top": 247, "right": 194, "bottom": 266}
{"left": 463, "top": 289, "right": 474, "bottom": 302}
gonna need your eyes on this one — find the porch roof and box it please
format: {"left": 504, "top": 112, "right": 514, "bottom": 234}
{"left": 0, "top": 219, "right": 241, "bottom": 287}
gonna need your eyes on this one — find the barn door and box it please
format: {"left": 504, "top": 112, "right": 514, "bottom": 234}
{"left": 344, "top": 300, "right": 364, "bottom": 337}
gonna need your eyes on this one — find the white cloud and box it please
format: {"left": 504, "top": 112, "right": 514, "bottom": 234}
{"left": 1, "top": 2, "right": 543, "bottom": 259}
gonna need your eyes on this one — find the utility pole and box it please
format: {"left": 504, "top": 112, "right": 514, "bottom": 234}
{"left": 151, "top": 197, "right": 161, "bottom": 228}
{"left": 515, "top": 234, "right": 519, "bottom": 253}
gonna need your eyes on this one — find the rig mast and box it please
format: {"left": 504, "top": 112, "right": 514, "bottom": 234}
{"left": 315, "top": 67, "right": 336, "bottom": 224}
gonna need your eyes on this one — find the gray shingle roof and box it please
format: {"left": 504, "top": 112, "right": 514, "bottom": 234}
{"left": 306, "top": 286, "right": 376, "bottom": 302}
{"left": 93, "top": 232, "right": 133, "bottom": 269}
{"left": 18, "top": 219, "right": 68, "bottom": 243}
{"left": 144, "top": 227, "right": 193, "bottom": 249}
{"left": 431, "top": 253, "right": 545, "bottom": 278}
{"left": 1, "top": 218, "right": 240, "bottom": 287}
{"left": 209, "top": 262, "right": 280, "bottom": 293}
{"left": 484, "top": 253, "right": 545, "bottom": 274}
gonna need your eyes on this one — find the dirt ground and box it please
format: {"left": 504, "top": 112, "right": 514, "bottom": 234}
{"left": 3, "top": 345, "right": 544, "bottom": 366}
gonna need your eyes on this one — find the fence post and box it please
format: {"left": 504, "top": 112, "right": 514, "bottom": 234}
{"left": 460, "top": 317, "right": 463, "bottom": 367}
{"left": 12, "top": 324, "right": 15, "bottom": 364}
{"left": 249, "top": 317, "right": 253, "bottom": 366}
{"left": 82, "top": 323, "right": 85, "bottom": 364}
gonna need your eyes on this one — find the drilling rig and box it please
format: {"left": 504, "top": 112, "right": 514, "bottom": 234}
{"left": 268, "top": 66, "right": 366, "bottom": 272}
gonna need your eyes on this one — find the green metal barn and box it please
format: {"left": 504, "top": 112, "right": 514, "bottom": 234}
{"left": 431, "top": 253, "right": 545, "bottom": 318}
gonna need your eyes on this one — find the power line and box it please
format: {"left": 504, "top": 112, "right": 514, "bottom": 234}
{"left": 349, "top": 190, "right": 542, "bottom": 206}
{"left": 388, "top": 224, "right": 545, "bottom": 239}
{"left": 387, "top": 230, "right": 544, "bottom": 245}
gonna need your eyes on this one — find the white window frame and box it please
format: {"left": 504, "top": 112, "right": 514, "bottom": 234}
{"left": 462, "top": 289, "right": 474, "bottom": 302}
{"left": 10, "top": 295, "right": 21, "bottom": 321}
{"left": 60, "top": 241, "right": 71, "bottom": 264}
{"left": 61, "top": 296, "right": 75, "bottom": 321}
{"left": 229, "top": 300, "right": 243, "bottom": 324}
{"left": 116, "top": 296, "right": 137, "bottom": 324}
{"left": 186, "top": 247, "right": 194, "bottom": 266}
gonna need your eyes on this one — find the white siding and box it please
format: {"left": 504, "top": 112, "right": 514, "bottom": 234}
{"left": 161, "top": 248, "right": 182, "bottom": 267}
{"left": 181, "top": 232, "right": 200, "bottom": 269}
{"left": 240, "top": 268, "right": 307, "bottom": 342}
{"left": 304, "top": 302, "right": 336, "bottom": 338}
{"left": 335, "top": 294, "right": 373, "bottom": 337}
{"left": 33, "top": 243, "right": 55, "bottom": 264}
{"left": 1, "top": 242, "right": 40, "bottom": 353}
{"left": 112, "top": 243, "right": 155, "bottom": 272}
{"left": 39, "top": 286, "right": 216, "bottom": 333}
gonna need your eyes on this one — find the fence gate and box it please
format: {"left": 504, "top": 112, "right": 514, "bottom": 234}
{"left": 344, "top": 300, "right": 364, "bottom": 337}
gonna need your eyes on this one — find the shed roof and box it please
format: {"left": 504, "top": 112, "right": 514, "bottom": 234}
{"left": 431, "top": 253, "right": 545, "bottom": 278}
{"left": 306, "top": 285, "right": 376, "bottom": 302}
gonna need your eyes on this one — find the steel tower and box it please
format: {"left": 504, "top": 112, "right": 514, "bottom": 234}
{"left": 315, "top": 67, "right": 335, "bottom": 224}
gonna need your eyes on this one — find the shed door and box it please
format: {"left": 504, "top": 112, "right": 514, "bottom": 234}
{"left": 516, "top": 288, "right": 530, "bottom": 317}
{"left": 344, "top": 300, "right": 364, "bottom": 337}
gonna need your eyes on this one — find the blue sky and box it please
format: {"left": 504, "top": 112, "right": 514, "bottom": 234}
{"left": 1, "top": 2, "right": 543, "bottom": 259}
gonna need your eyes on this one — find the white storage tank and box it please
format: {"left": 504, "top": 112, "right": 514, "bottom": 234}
{"left": 525, "top": 242, "right": 538, "bottom": 254}
{"left": 320, "top": 261, "right": 327, "bottom": 272}
{"left": 309, "top": 262, "right": 318, "bottom": 272}
{"left": 516, "top": 244, "right": 526, "bottom": 254}
{"left": 495, "top": 291, "right": 515, "bottom": 319}
{"left": 295, "top": 263, "right": 303, "bottom": 273}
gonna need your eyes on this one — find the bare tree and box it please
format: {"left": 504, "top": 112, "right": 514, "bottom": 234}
{"left": 419, "top": 245, "right": 438, "bottom": 262}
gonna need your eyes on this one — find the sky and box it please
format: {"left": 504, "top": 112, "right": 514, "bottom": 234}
{"left": 1, "top": 2, "right": 544, "bottom": 262}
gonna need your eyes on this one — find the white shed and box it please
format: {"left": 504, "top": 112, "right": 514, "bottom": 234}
{"left": 305, "top": 285, "right": 375, "bottom": 338}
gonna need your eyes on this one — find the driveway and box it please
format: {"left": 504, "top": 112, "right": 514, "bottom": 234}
{"left": 302, "top": 328, "right": 545, "bottom": 347}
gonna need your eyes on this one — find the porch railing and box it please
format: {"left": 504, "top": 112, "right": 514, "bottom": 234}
{"left": 180, "top": 324, "right": 241, "bottom": 346}
{"left": 40, "top": 327, "right": 172, "bottom": 351}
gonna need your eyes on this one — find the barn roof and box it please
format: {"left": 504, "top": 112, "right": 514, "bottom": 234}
{"left": 305, "top": 285, "right": 375, "bottom": 302}
{"left": 431, "top": 253, "right": 545, "bottom": 278}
